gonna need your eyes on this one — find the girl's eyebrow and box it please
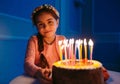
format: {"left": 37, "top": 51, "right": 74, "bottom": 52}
{"left": 47, "top": 18, "right": 54, "bottom": 21}
{"left": 36, "top": 21, "right": 42, "bottom": 23}
{"left": 37, "top": 18, "right": 54, "bottom": 23}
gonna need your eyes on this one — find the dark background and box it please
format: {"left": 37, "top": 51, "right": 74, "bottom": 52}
{"left": 0, "top": 0, "right": 120, "bottom": 83}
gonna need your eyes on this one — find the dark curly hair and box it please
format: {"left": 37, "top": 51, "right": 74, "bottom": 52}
{"left": 32, "top": 4, "right": 59, "bottom": 26}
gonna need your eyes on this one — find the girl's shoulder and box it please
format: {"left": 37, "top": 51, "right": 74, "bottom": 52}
{"left": 28, "top": 35, "right": 38, "bottom": 42}
{"left": 56, "top": 35, "right": 66, "bottom": 40}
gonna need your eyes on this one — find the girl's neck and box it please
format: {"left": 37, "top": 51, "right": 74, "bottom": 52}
{"left": 43, "top": 35, "right": 56, "bottom": 45}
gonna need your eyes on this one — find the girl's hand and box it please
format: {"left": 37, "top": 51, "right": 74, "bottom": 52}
{"left": 102, "top": 67, "right": 110, "bottom": 81}
{"left": 41, "top": 68, "right": 52, "bottom": 81}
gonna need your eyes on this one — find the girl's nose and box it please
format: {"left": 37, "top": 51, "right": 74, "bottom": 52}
{"left": 43, "top": 24, "right": 46, "bottom": 29}
{"left": 43, "top": 24, "right": 49, "bottom": 30}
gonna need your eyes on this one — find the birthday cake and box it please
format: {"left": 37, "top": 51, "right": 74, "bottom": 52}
{"left": 52, "top": 60, "right": 104, "bottom": 84}
{"left": 52, "top": 39, "right": 104, "bottom": 84}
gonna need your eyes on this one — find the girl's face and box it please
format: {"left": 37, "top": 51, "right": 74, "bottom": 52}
{"left": 36, "top": 12, "right": 59, "bottom": 38}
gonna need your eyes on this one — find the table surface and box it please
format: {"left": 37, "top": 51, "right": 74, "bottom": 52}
{"left": 10, "top": 70, "right": 120, "bottom": 84}
{"left": 106, "top": 70, "right": 120, "bottom": 84}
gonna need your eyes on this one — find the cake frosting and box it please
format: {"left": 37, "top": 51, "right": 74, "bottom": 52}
{"left": 53, "top": 60, "right": 102, "bottom": 70}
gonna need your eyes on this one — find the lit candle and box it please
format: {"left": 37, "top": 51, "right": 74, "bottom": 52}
{"left": 79, "top": 39, "right": 83, "bottom": 60}
{"left": 84, "top": 39, "right": 87, "bottom": 60}
{"left": 68, "top": 39, "right": 72, "bottom": 59}
{"left": 75, "top": 40, "right": 78, "bottom": 58}
{"left": 63, "top": 39, "right": 68, "bottom": 60}
{"left": 58, "top": 40, "right": 63, "bottom": 60}
{"left": 66, "top": 39, "right": 68, "bottom": 59}
{"left": 71, "top": 38, "right": 74, "bottom": 59}
{"left": 66, "top": 44, "right": 69, "bottom": 59}
{"left": 75, "top": 40, "right": 81, "bottom": 60}
{"left": 88, "top": 39, "right": 94, "bottom": 61}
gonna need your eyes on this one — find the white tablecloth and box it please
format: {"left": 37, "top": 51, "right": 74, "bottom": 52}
{"left": 10, "top": 70, "right": 120, "bottom": 84}
{"left": 106, "top": 70, "right": 120, "bottom": 84}
{"left": 9, "top": 74, "right": 39, "bottom": 84}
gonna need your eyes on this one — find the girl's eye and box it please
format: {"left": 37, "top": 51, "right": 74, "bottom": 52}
{"left": 37, "top": 23, "right": 44, "bottom": 28}
{"left": 48, "top": 21, "right": 53, "bottom": 25}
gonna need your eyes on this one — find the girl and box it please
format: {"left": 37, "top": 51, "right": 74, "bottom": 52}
{"left": 24, "top": 4, "right": 109, "bottom": 84}
{"left": 24, "top": 4, "right": 65, "bottom": 84}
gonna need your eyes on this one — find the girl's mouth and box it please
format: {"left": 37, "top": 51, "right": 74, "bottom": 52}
{"left": 44, "top": 30, "right": 52, "bottom": 33}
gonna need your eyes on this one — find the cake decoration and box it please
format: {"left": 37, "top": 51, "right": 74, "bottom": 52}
{"left": 53, "top": 60, "right": 102, "bottom": 70}
{"left": 57, "top": 38, "right": 95, "bottom": 66}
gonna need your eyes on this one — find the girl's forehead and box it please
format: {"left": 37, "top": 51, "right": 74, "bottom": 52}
{"left": 39, "top": 12, "right": 52, "bottom": 16}
{"left": 37, "top": 13, "right": 55, "bottom": 22}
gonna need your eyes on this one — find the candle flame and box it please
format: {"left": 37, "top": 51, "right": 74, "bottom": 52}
{"left": 75, "top": 40, "right": 79, "bottom": 45}
{"left": 79, "top": 39, "right": 83, "bottom": 45}
{"left": 84, "top": 39, "right": 87, "bottom": 45}
{"left": 71, "top": 38, "right": 74, "bottom": 44}
{"left": 58, "top": 40, "right": 62, "bottom": 45}
{"left": 88, "top": 39, "right": 94, "bottom": 46}
{"left": 63, "top": 39, "right": 68, "bottom": 46}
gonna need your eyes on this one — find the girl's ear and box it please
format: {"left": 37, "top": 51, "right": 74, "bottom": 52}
{"left": 56, "top": 19, "right": 59, "bottom": 28}
{"left": 57, "top": 19, "right": 59, "bottom": 25}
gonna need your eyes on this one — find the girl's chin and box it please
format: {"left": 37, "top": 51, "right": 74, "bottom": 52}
{"left": 44, "top": 34, "right": 55, "bottom": 38}
{"left": 44, "top": 33, "right": 55, "bottom": 37}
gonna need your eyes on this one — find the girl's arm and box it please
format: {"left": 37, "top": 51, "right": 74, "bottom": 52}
{"left": 24, "top": 36, "right": 52, "bottom": 81}
{"left": 24, "top": 36, "right": 41, "bottom": 77}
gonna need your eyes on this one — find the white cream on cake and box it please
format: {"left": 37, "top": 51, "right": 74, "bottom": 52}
{"left": 53, "top": 60, "right": 102, "bottom": 70}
